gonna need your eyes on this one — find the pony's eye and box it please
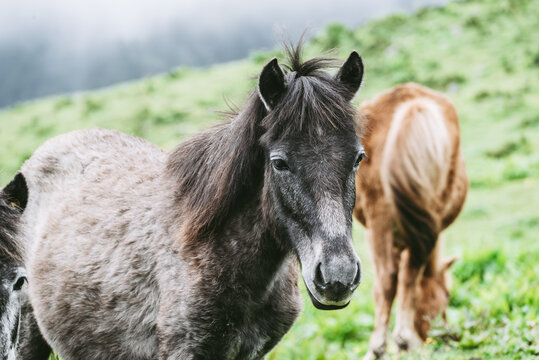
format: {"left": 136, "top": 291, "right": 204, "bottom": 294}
{"left": 354, "top": 151, "right": 366, "bottom": 169}
{"left": 13, "top": 276, "right": 26, "bottom": 291}
{"left": 272, "top": 159, "right": 290, "bottom": 172}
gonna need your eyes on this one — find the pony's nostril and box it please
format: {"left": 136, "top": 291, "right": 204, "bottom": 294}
{"left": 352, "top": 263, "right": 361, "bottom": 287}
{"left": 314, "top": 263, "right": 326, "bottom": 288}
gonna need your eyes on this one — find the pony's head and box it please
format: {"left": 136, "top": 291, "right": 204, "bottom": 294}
{"left": 259, "top": 46, "right": 364, "bottom": 309}
{"left": 414, "top": 256, "right": 457, "bottom": 339}
{"left": 0, "top": 173, "right": 28, "bottom": 360}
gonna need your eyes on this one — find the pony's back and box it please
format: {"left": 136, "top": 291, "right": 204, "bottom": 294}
{"left": 355, "top": 83, "right": 468, "bottom": 357}
{"left": 356, "top": 82, "right": 468, "bottom": 265}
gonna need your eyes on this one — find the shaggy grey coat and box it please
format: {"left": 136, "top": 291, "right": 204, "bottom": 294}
{"left": 18, "top": 46, "right": 365, "bottom": 360}
{"left": 20, "top": 129, "right": 301, "bottom": 359}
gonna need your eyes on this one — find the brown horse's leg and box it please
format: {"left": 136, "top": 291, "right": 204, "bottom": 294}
{"left": 393, "top": 248, "right": 425, "bottom": 351}
{"left": 364, "top": 225, "right": 399, "bottom": 360}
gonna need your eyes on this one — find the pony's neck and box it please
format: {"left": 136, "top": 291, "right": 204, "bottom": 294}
{"left": 167, "top": 94, "right": 295, "bottom": 296}
{"left": 170, "top": 131, "right": 292, "bottom": 300}
{"left": 167, "top": 94, "right": 268, "bottom": 244}
{"left": 188, "top": 199, "right": 291, "bottom": 302}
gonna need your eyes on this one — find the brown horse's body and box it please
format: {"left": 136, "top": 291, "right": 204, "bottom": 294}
{"left": 354, "top": 83, "right": 468, "bottom": 359}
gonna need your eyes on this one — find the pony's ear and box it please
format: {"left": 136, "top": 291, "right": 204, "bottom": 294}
{"left": 258, "top": 58, "right": 286, "bottom": 111}
{"left": 335, "top": 51, "right": 364, "bottom": 101}
{"left": 3, "top": 173, "right": 28, "bottom": 210}
{"left": 440, "top": 256, "right": 459, "bottom": 272}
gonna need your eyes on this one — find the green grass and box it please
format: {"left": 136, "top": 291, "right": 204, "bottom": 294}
{"left": 1, "top": 0, "right": 538, "bottom": 358}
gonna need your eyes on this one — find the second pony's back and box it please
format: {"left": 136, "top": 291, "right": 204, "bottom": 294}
{"left": 354, "top": 83, "right": 468, "bottom": 359}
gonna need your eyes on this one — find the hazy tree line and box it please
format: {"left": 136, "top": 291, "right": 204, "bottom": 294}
{"left": 0, "top": 22, "right": 277, "bottom": 108}
{"left": 0, "top": 0, "right": 449, "bottom": 108}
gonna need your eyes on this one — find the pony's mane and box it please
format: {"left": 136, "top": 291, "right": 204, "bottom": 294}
{"left": 167, "top": 43, "right": 358, "bottom": 243}
{"left": 0, "top": 194, "right": 23, "bottom": 264}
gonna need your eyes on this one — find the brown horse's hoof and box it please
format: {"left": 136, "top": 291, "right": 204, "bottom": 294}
{"left": 365, "top": 330, "right": 387, "bottom": 359}
{"left": 363, "top": 350, "right": 387, "bottom": 360}
{"left": 393, "top": 327, "right": 422, "bottom": 351}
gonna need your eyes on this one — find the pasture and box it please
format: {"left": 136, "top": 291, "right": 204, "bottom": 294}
{"left": 0, "top": 0, "right": 537, "bottom": 358}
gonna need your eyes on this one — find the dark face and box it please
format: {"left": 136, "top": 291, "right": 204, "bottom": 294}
{"left": 0, "top": 259, "right": 26, "bottom": 360}
{"left": 258, "top": 50, "right": 365, "bottom": 309}
{"left": 264, "top": 131, "right": 364, "bottom": 309}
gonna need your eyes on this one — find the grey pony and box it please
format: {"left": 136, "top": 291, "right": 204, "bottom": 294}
{"left": 18, "top": 45, "right": 366, "bottom": 360}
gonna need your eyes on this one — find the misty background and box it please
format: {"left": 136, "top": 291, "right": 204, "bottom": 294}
{"left": 0, "top": 0, "right": 449, "bottom": 108}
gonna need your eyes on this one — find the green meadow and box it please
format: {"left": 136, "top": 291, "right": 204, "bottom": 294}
{"left": 1, "top": 0, "right": 537, "bottom": 358}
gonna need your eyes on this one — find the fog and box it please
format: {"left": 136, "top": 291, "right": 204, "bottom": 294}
{"left": 0, "top": 0, "right": 449, "bottom": 107}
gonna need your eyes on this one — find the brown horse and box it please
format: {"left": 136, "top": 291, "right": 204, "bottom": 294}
{"left": 353, "top": 83, "right": 468, "bottom": 359}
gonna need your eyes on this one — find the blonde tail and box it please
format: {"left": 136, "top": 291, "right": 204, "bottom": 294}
{"left": 381, "top": 98, "right": 451, "bottom": 267}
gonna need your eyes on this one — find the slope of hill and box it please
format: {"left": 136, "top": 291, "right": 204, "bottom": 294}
{"left": 1, "top": 0, "right": 538, "bottom": 358}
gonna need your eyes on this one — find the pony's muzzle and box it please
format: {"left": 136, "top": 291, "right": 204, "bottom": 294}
{"left": 313, "top": 259, "right": 361, "bottom": 296}
{"left": 309, "top": 249, "right": 361, "bottom": 308}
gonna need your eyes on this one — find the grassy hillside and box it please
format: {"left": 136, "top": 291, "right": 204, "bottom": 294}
{"left": 1, "top": 0, "right": 538, "bottom": 359}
